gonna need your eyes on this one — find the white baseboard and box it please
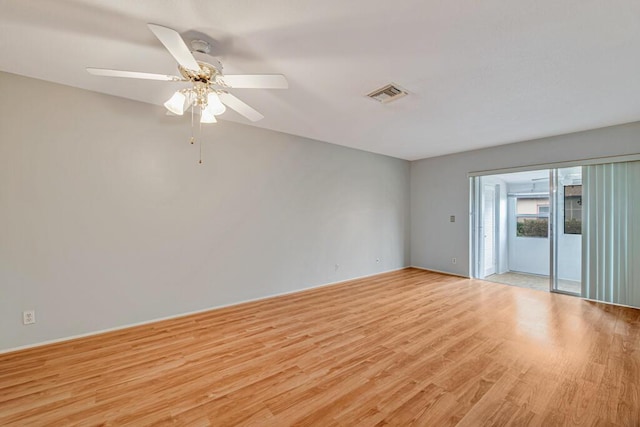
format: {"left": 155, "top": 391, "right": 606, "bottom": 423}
{"left": 0, "top": 266, "right": 410, "bottom": 355}
{"left": 409, "top": 265, "right": 470, "bottom": 279}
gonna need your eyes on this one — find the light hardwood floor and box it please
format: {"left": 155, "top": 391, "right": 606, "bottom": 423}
{"left": 1, "top": 268, "right": 639, "bottom": 426}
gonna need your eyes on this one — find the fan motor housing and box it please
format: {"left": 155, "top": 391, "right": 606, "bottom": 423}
{"left": 178, "top": 60, "right": 223, "bottom": 84}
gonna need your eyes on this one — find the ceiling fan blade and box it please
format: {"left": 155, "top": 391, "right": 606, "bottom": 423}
{"left": 221, "top": 74, "right": 288, "bottom": 89}
{"left": 147, "top": 23, "right": 201, "bottom": 72}
{"left": 218, "top": 93, "right": 264, "bottom": 122}
{"left": 86, "top": 67, "right": 181, "bottom": 81}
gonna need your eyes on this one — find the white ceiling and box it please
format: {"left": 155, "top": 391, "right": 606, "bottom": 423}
{"left": 2, "top": 1, "right": 640, "bottom": 160}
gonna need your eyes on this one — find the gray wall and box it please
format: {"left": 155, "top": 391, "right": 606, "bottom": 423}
{"left": 0, "top": 72, "right": 410, "bottom": 351}
{"left": 411, "top": 122, "right": 640, "bottom": 276}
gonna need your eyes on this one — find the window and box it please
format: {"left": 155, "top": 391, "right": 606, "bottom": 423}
{"left": 516, "top": 197, "right": 549, "bottom": 238}
{"left": 564, "top": 185, "right": 582, "bottom": 234}
{"left": 537, "top": 205, "right": 550, "bottom": 214}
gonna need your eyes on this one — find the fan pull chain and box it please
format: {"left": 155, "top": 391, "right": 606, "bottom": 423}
{"left": 198, "top": 113, "right": 203, "bottom": 164}
{"left": 190, "top": 106, "right": 195, "bottom": 145}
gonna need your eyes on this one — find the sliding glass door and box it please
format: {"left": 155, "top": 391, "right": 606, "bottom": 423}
{"left": 550, "top": 167, "right": 582, "bottom": 295}
{"left": 471, "top": 168, "right": 579, "bottom": 295}
{"left": 472, "top": 157, "right": 640, "bottom": 307}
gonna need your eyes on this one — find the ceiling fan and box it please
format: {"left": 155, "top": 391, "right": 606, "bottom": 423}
{"left": 86, "top": 24, "right": 288, "bottom": 124}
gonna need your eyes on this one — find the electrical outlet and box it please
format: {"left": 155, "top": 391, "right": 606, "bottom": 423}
{"left": 376, "top": 258, "right": 380, "bottom": 263}
{"left": 23, "top": 310, "right": 36, "bottom": 325}
{"left": 452, "top": 258, "right": 457, "bottom": 264}
{"left": 450, "top": 215, "right": 456, "bottom": 222}
{"left": 335, "top": 263, "right": 340, "bottom": 271}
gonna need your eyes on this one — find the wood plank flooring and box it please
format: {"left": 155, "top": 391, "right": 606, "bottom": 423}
{"left": 1, "top": 268, "right": 639, "bottom": 426}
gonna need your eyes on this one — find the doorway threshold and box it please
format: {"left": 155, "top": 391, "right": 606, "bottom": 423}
{"left": 484, "top": 271, "right": 580, "bottom": 294}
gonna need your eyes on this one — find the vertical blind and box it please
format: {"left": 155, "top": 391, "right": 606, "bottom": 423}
{"left": 582, "top": 161, "right": 640, "bottom": 308}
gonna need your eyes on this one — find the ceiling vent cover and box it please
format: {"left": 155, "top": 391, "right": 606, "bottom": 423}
{"left": 367, "top": 83, "right": 408, "bottom": 103}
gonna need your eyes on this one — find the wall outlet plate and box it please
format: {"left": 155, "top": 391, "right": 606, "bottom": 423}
{"left": 23, "top": 310, "right": 36, "bottom": 325}
{"left": 452, "top": 258, "right": 457, "bottom": 264}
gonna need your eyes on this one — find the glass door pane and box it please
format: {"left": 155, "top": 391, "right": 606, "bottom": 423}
{"left": 551, "top": 167, "right": 582, "bottom": 295}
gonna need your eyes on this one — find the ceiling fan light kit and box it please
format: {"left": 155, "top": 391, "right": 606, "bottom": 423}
{"left": 200, "top": 107, "right": 217, "bottom": 124}
{"left": 206, "top": 93, "right": 226, "bottom": 115}
{"left": 163, "top": 78, "right": 226, "bottom": 120}
{"left": 164, "top": 91, "right": 187, "bottom": 115}
{"left": 86, "top": 23, "right": 288, "bottom": 163}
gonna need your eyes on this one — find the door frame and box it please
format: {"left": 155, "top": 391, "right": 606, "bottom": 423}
{"left": 471, "top": 178, "right": 499, "bottom": 280}
{"left": 482, "top": 183, "right": 497, "bottom": 277}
